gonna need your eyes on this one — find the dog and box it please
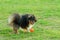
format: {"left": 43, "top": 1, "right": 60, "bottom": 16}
{"left": 8, "top": 13, "right": 37, "bottom": 34}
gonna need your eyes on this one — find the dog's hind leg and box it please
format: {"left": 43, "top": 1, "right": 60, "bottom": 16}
{"left": 12, "top": 24, "right": 20, "bottom": 34}
{"left": 13, "top": 27, "right": 18, "bottom": 34}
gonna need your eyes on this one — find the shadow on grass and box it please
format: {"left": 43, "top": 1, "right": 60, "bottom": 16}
{"left": 0, "top": 28, "right": 43, "bottom": 39}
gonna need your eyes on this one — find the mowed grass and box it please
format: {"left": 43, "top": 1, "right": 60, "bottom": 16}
{"left": 0, "top": 0, "right": 60, "bottom": 40}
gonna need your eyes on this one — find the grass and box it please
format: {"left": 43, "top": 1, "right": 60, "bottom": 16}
{"left": 0, "top": 0, "right": 60, "bottom": 40}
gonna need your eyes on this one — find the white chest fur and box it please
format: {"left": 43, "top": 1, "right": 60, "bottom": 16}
{"left": 27, "top": 24, "right": 34, "bottom": 32}
{"left": 20, "top": 24, "right": 34, "bottom": 32}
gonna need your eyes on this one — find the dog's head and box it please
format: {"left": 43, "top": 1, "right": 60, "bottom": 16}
{"left": 28, "top": 14, "right": 37, "bottom": 25}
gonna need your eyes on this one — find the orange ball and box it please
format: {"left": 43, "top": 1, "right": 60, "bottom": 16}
{"left": 30, "top": 28, "right": 34, "bottom": 32}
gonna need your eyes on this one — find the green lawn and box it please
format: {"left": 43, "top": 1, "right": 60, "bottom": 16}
{"left": 0, "top": 0, "right": 60, "bottom": 40}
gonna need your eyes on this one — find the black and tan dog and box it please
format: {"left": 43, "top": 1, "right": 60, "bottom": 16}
{"left": 8, "top": 13, "right": 37, "bottom": 34}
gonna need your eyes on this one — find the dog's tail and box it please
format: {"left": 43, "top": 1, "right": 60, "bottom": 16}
{"left": 8, "top": 14, "right": 15, "bottom": 26}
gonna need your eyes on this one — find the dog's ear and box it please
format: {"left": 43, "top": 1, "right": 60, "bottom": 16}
{"left": 28, "top": 14, "right": 34, "bottom": 18}
{"left": 28, "top": 15, "right": 31, "bottom": 18}
{"left": 28, "top": 15, "right": 32, "bottom": 18}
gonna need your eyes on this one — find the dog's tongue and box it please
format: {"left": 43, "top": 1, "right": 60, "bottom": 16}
{"left": 30, "top": 28, "right": 34, "bottom": 32}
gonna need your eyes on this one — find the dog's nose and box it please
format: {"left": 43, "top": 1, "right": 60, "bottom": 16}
{"left": 35, "top": 20, "right": 37, "bottom": 22}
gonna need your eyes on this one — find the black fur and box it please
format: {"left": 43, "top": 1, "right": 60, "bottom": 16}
{"left": 8, "top": 13, "right": 37, "bottom": 33}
